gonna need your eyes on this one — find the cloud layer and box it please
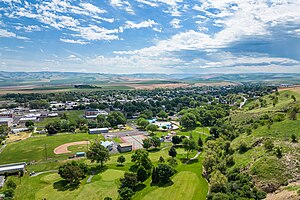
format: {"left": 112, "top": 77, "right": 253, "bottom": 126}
{"left": 0, "top": 0, "right": 299, "bottom": 73}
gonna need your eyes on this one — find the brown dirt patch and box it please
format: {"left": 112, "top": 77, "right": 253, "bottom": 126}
{"left": 54, "top": 141, "right": 90, "bottom": 154}
{"left": 265, "top": 181, "right": 300, "bottom": 200}
{"left": 279, "top": 85, "right": 300, "bottom": 93}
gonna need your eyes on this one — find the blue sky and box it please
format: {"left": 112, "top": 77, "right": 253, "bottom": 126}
{"left": 0, "top": 0, "right": 300, "bottom": 74}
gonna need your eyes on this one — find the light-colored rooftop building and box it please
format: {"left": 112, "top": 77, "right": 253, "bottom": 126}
{"left": 0, "top": 162, "right": 26, "bottom": 175}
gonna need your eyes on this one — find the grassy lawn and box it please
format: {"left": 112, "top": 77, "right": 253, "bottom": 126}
{"left": 0, "top": 142, "right": 208, "bottom": 200}
{"left": 0, "top": 133, "right": 104, "bottom": 164}
{"left": 36, "top": 110, "right": 84, "bottom": 127}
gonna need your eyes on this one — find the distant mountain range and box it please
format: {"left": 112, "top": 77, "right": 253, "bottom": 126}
{"left": 0, "top": 71, "right": 299, "bottom": 87}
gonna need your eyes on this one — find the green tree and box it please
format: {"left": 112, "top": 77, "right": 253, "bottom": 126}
{"left": 291, "top": 133, "right": 297, "bottom": 143}
{"left": 180, "top": 113, "right": 197, "bottom": 129}
{"left": 86, "top": 143, "right": 110, "bottom": 166}
{"left": 137, "top": 165, "right": 148, "bottom": 182}
{"left": 158, "top": 156, "right": 165, "bottom": 163}
{"left": 136, "top": 118, "right": 150, "bottom": 129}
{"left": 58, "top": 161, "right": 86, "bottom": 185}
{"left": 156, "top": 164, "right": 175, "bottom": 183}
{"left": 104, "top": 197, "right": 113, "bottom": 200}
{"left": 120, "top": 172, "right": 138, "bottom": 189}
{"left": 25, "top": 120, "right": 34, "bottom": 128}
{"left": 151, "top": 136, "right": 161, "bottom": 148}
{"left": 6, "top": 179, "right": 17, "bottom": 190}
{"left": 171, "top": 135, "right": 181, "bottom": 145}
{"left": 117, "top": 155, "right": 126, "bottom": 165}
{"left": 131, "top": 149, "right": 152, "bottom": 170}
{"left": 118, "top": 187, "right": 134, "bottom": 200}
{"left": 210, "top": 170, "right": 228, "bottom": 193}
{"left": 142, "top": 138, "right": 152, "bottom": 150}
{"left": 291, "top": 95, "right": 296, "bottom": 102}
{"left": 182, "top": 138, "right": 197, "bottom": 158}
{"left": 168, "top": 146, "right": 177, "bottom": 158}
{"left": 198, "top": 137, "right": 203, "bottom": 148}
{"left": 146, "top": 124, "right": 158, "bottom": 134}
{"left": 151, "top": 167, "right": 159, "bottom": 184}
{"left": 107, "top": 111, "right": 126, "bottom": 127}
{"left": 45, "top": 122, "right": 59, "bottom": 135}
{"left": 157, "top": 110, "right": 168, "bottom": 120}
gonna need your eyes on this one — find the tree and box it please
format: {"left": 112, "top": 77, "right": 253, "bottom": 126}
{"left": 107, "top": 111, "right": 126, "bottom": 127}
{"left": 274, "top": 146, "right": 283, "bottom": 158}
{"left": 210, "top": 170, "right": 228, "bottom": 193}
{"left": 137, "top": 165, "right": 148, "bottom": 182}
{"left": 168, "top": 157, "right": 178, "bottom": 167}
{"left": 6, "top": 179, "right": 17, "bottom": 190}
{"left": 168, "top": 146, "right": 177, "bottom": 158}
{"left": 117, "top": 155, "right": 126, "bottom": 165}
{"left": 151, "top": 167, "right": 159, "bottom": 184}
{"left": 238, "top": 142, "right": 249, "bottom": 153}
{"left": 158, "top": 156, "right": 165, "bottom": 163}
{"left": 156, "top": 164, "right": 175, "bottom": 183}
{"left": 180, "top": 113, "right": 197, "bottom": 129}
{"left": 136, "top": 118, "right": 150, "bottom": 129}
{"left": 182, "top": 138, "right": 197, "bottom": 158}
{"left": 171, "top": 135, "right": 181, "bottom": 145}
{"left": 45, "top": 122, "right": 59, "bottom": 135}
{"left": 104, "top": 197, "right": 113, "bottom": 200}
{"left": 151, "top": 136, "right": 161, "bottom": 149}
{"left": 157, "top": 110, "right": 168, "bottom": 120}
{"left": 198, "top": 137, "right": 203, "bottom": 148}
{"left": 291, "top": 134, "right": 297, "bottom": 143}
{"left": 118, "top": 187, "right": 134, "bottom": 200}
{"left": 120, "top": 172, "right": 138, "bottom": 189}
{"left": 3, "top": 189, "right": 14, "bottom": 198}
{"left": 142, "top": 138, "right": 152, "bottom": 150}
{"left": 291, "top": 95, "right": 296, "bottom": 102}
{"left": 87, "top": 143, "right": 110, "bottom": 166}
{"left": 146, "top": 124, "right": 158, "bottom": 134}
{"left": 131, "top": 149, "right": 152, "bottom": 170}
{"left": 58, "top": 161, "right": 86, "bottom": 185}
{"left": 264, "top": 139, "right": 274, "bottom": 151}
{"left": 203, "top": 155, "right": 216, "bottom": 174}
{"left": 25, "top": 120, "right": 34, "bottom": 128}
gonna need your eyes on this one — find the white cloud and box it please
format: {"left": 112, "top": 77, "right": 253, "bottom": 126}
{"left": 60, "top": 38, "right": 89, "bottom": 44}
{"left": 71, "top": 25, "right": 119, "bottom": 41}
{"left": 110, "top": 0, "right": 135, "bottom": 14}
{"left": 79, "top": 3, "right": 106, "bottom": 14}
{"left": 136, "top": 0, "right": 158, "bottom": 7}
{"left": 0, "top": 28, "right": 28, "bottom": 40}
{"left": 170, "top": 18, "right": 181, "bottom": 28}
{"left": 123, "top": 19, "right": 157, "bottom": 29}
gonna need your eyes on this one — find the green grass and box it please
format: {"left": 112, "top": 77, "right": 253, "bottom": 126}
{"left": 0, "top": 145, "right": 208, "bottom": 200}
{"left": 0, "top": 133, "right": 104, "bottom": 164}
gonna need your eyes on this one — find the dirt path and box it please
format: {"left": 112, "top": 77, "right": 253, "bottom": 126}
{"left": 185, "top": 151, "right": 201, "bottom": 164}
{"left": 30, "top": 170, "right": 58, "bottom": 177}
{"left": 54, "top": 141, "right": 90, "bottom": 154}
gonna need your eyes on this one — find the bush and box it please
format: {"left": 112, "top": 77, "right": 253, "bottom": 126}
{"left": 118, "top": 187, "right": 134, "bottom": 200}
{"left": 264, "top": 139, "right": 274, "bottom": 151}
{"left": 6, "top": 179, "right": 17, "bottom": 190}
{"left": 238, "top": 142, "right": 249, "bottom": 153}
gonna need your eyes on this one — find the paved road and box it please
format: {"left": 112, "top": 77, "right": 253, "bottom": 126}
{"left": 239, "top": 97, "right": 247, "bottom": 109}
{"left": 30, "top": 170, "right": 58, "bottom": 177}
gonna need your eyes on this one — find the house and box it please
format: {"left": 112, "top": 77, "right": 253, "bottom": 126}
{"left": 0, "top": 111, "right": 14, "bottom": 118}
{"left": 0, "top": 176, "right": 5, "bottom": 188}
{"left": 0, "top": 162, "right": 26, "bottom": 175}
{"left": 48, "top": 113, "right": 58, "bottom": 117}
{"left": 12, "top": 128, "right": 28, "bottom": 134}
{"left": 0, "top": 118, "right": 13, "bottom": 127}
{"left": 19, "top": 117, "right": 37, "bottom": 123}
{"left": 88, "top": 128, "right": 109, "bottom": 134}
{"left": 85, "top": 109, "right": 108, "bottom": 119}
{"left": 118, "top": 143, "right": 132, "bottom": 153}
{"left": 100, "top": 141, "right": 113, "bottom": 151}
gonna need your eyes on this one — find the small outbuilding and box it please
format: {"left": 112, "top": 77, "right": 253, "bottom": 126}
{"left": 118, "top": 143, "right": 132, "bottom": 153}
{"left": 75, "top": 152, "right": 86, "bottom": 157}
{"left": 100, "top": 141, "right": 113, "bottom": 151}
{"left": 0, "top": 162, "right": 26, "bottom": 175}
{"left": 88, "top": 128, "right": 109, "bottom": 134}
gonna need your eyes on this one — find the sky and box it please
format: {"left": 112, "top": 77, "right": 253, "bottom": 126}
{"left": 0, "top": 0, "right": 300, "bottom": 74}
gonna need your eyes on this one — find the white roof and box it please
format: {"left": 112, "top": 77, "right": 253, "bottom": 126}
{"left": 101, "top": 141, "right": 113, "bottom": 147}
{"left": 0, "top": 163, "right": 26, "bottom": 172}
{"left": 0, "top": 118, "right": 12, "bottom": 122}
{"left": 89, "top": 128, "right": 108, "bottom": 131}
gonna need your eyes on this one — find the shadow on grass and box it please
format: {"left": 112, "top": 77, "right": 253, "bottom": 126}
{"left": 150, "top": 181, "right": 174, "bottom": 188}
{"left": 88, "top": 165, "right": 108, "bottom": 175}
{"left": 135, "top": 183, "right": 146, "bottom": 191}
{"left": 116, "top": 164, "right": 125, "bottom": 167}
{"left": 180, "top": 158, "right": 199, "bottom": 164}
{"left": 53, "top": 180, "right": 80, "bottom": 191}
{"left": 148, "top": 148, "right": 160, "bottom": 153}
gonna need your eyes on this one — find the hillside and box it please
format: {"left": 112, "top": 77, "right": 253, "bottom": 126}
{"left": 229, "top": 88, "right": 300, "bottom": 198}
